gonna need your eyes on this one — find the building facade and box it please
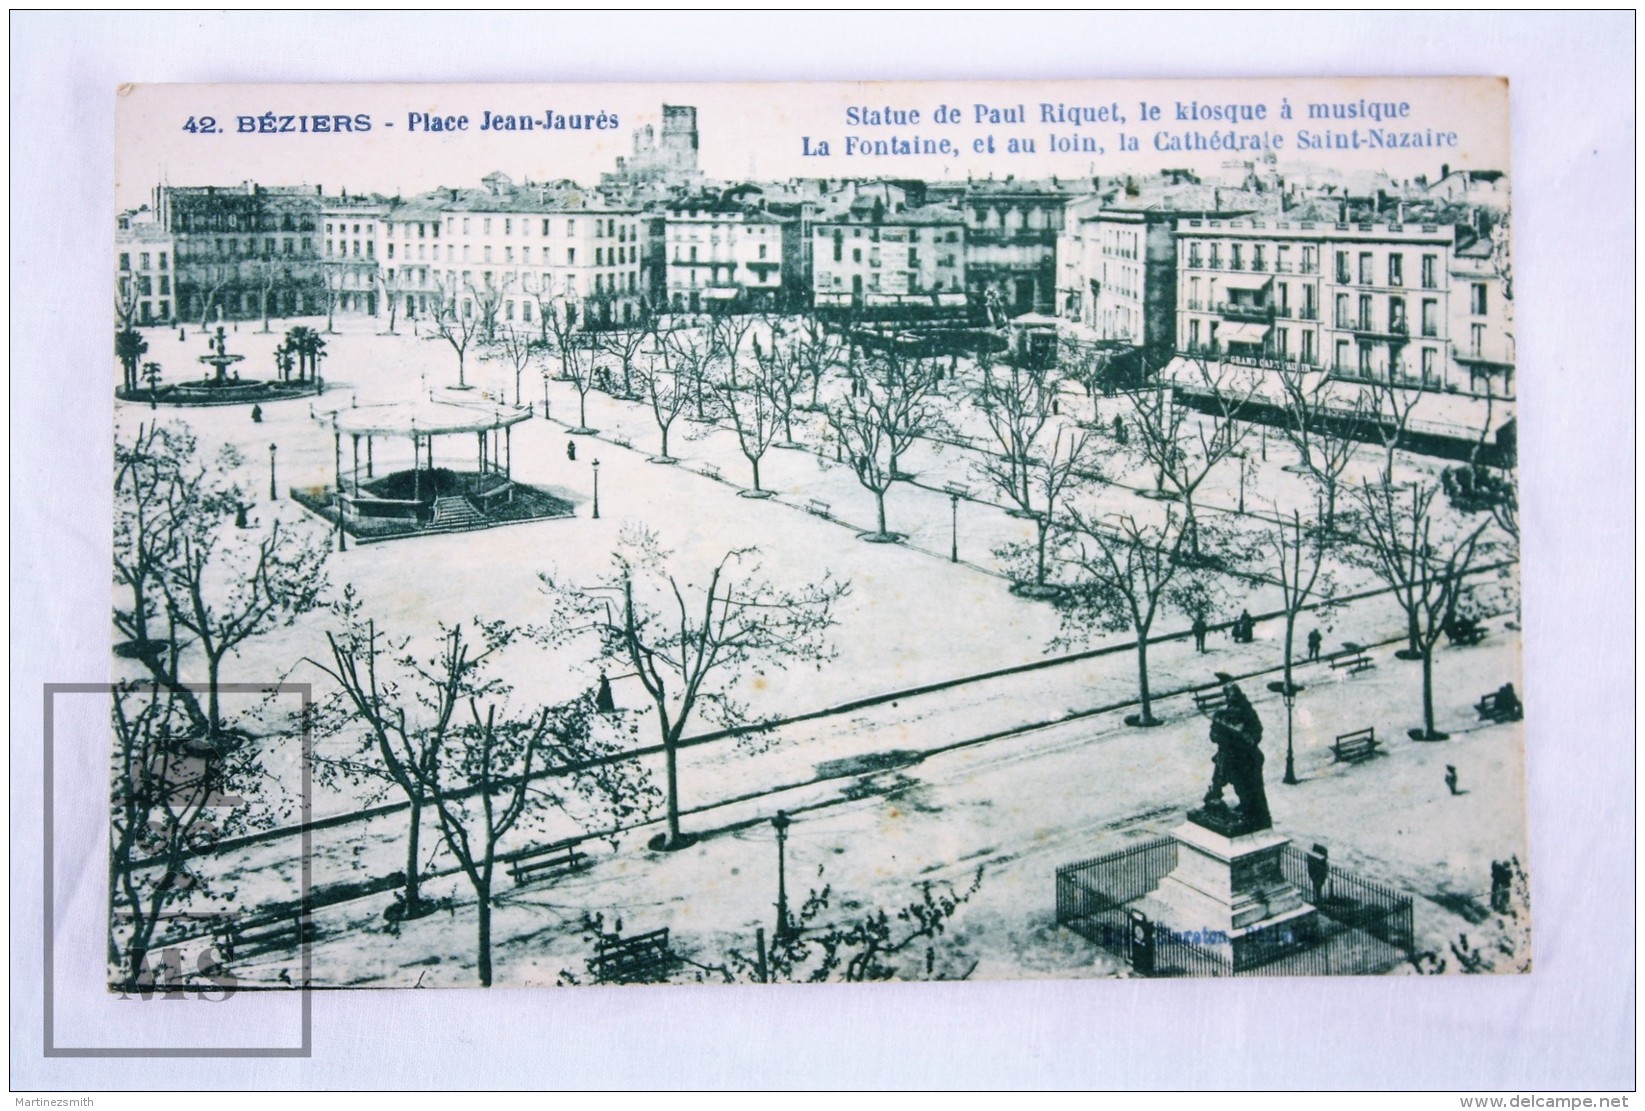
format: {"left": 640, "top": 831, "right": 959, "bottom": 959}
{"left": 157, "top": 182, "right": 325, "bottom": 325}
{"left": 664, "top": 200, "right": 799, "bottom": 313}
{"left": 811, "top": 207, "right": 965, "bottom": 307}
{"left": 961, "top": 180, "right": 1073, "bottom": 316}
{"left": 1174, "top": 216, "right": 1464, "bottom": 391}
{"left": 115, "top": 209, "right": 175, "bottom": 326}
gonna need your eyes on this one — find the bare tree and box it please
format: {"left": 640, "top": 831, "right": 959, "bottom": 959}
{"left": 539, "top": 526, "right": 850, "bottom": 850}
{"left": 595, "top": 313, "right": 651, "bottom": 399}
{"left": 1363, "top": 376, "right": 1422, "bottom": 483}
{"left": 377, "top": 268, "right": 404, "bottom": 336}
{"left": 637, "top": 318, "right": 691, "bottom": 463}
{"left": 969, "top": 350, "right": 1055, "bottom": 517}
{"left": 790, "top": 311, "right": 846, "bottom": 410}
{"left": 108, "top": 680, "right": 264, "bottom": 994}
{"left": 255, "top": 260, "right": 279, "bottom": 333}
{"left": 543, "top": 296, "right": 599, "bottom": 433}
{"left": 1275, "top": 361, "right": 1370, "bottom": 530}
{"left": 1002, "top": 425, "right": 1098, "bottom": 595}
{"left": 430, "top": 277, "right": 482, "bottom": 389}
{"left": 484, "top": 324, "right": 542, "bottom": 407}
{"left": 709, "top": 357, "right": 782, "bottom": 497}
{"left": 1127, "top": 357, "right": 1260, "bottom": 559}
{"left": 1257, "top": 503, "right": 1337, "bottom": 696}
{"left": 154, "top": 458, "right": 332, "bottom": 748}
{"left": 1054, "top": 506, "right": 1192, "bottom": 726}
{"left": 753, "top": 330, "right": 811, "bottom": 446}
{"left": 1351, "top": 476, "right": 1492, "bottom": 740}
{"left": 196, "top": 267, "right": 231, "bottom": 333}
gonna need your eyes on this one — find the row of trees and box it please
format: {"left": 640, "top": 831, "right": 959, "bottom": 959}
{"left": 111, "top": 420, "right": 857, "bottom": 987}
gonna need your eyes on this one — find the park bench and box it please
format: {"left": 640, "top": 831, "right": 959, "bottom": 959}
{"left": 611, "top": 434, "right": 633, "bottom": 450}
{"left": 1331, "top": 727, "right": 1381, "bottom": 764}
{"left": 1193, "top": 687, "right": 1230, "bottom": 716}
{"left": 1445, "top": 616, "right": 1488, "bottom": 647}
{"left": 502, "top": 839, "right": 588, "bottom": 887}
{"left": 588, "top": 927, "right": 675, "bottom": 985}
{"left": 806, "top": 498, "right": 833, "bottom": 520}
{"left": 221, "top": 911, "right": 315, "bottom": 961}
{"left": 1475, "top": 690, "right": 1523, "bottom": 724}
{"left": 1327, "top": 645, "right": 1375, "bottom": 676}
{"left": 698, "top": 462, "right": 722, "bottom": 482}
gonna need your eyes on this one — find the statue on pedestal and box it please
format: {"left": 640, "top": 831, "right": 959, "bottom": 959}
{"left": 1189, "top": 683, "right": 1272, "bottom": 836}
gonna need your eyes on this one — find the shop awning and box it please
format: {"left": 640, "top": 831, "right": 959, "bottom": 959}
{"left": 1219, "top": 321, "right": 1271, "bottom": 346}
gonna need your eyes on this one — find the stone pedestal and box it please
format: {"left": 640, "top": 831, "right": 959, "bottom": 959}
{"left": 1145, "top": 821, "right": 1317, "bottom": 969}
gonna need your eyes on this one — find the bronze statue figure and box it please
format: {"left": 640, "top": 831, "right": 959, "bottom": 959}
{"left": 1189, "top": 683, "right": 1272, "bottom": 836}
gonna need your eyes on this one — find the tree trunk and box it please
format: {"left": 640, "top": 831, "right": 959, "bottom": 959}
{"left": 663, "top": 738, "right": 682, "bottom": 845}
{"left": 578, "top": 388, "right": 588, "bottom": 429}
{"left": 404, "top": 798, "right": 423, "bottom": 909}
{"left": 1035, "top": 517, "right": 1050, "bottom": 585}
{"left": 476, "top": 884, "right": 492, "bottom": 987}
{"left": 875, "top": 490, "right": 888, "bottom": 535}
{"left": 659, "top": 424, "right": 670, "bottom": 458}
{"left": 1283, "top": 610, "right": 1297, "bottom": 690}
{"left": 750, "top": 456, "right": 762, "bottom": 492}
{"left": 1135, "top": 633, "right": 1155, "bottom": 723}
{"left": 1421, "top": 649, "right": 1437, "bottom": 737}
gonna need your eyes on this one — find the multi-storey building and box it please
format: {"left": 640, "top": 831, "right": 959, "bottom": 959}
{"left": 115, "top": 208, "right": 175, "bottom": 326}
{"left": 811, "top": 206, "right": 966, "bottom": 307}
{"left": 157, "top": 181, "right": 324, "bottom": 324}
{"left": 321, "top": 195, "right": 386, "bottom": 317}
{"left": 381, "top": 178, "right": 645, "bottom": 330}
{"left": 664, "top": 198, "right": 800, "bottom": 313}
{"left": 1448, "top": 223, "right": 1515, "bottom": 397}
{"left": 1174, "top": 216, "right": 1462, "bottom": 390}
{"left": 960, "top": 179, "right": 1077, "bottom": 316}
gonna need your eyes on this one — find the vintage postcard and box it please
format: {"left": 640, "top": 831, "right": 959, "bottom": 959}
{"left": 110, "top": 77, "right": 1524, "bottom": 991}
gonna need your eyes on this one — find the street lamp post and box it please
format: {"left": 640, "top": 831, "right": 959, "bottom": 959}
{"left": 268, "top": 443, "right": 278, "bottom": 501}
{"left": 772, "top": 810, "right": 793, "bottom": 942}
{"left": 591, "top": 458, "right": 601, "bottom": 520}
{"left": 1283, "top": 686, "right": 1298, "bottom": 785}
{"left": 1237, "top": 451, "right": 1248, "bottom": 514}
{"left": 950, "top": 492, "right": 960, "bottom": 562}
{"left": 541, "top": 372, "right": 551, "bottom": 420}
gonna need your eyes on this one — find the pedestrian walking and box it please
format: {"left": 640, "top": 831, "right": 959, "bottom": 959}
{"left": 251, "top": 404, "right": 263, "bottom": 424}
{"left": 1192, "top": 614, "right": 1208, "bottom": 653}
{"left": 1307, "top": 628, "right": 1322, "bottom": 661}
{"left": 1445, "top": 765, "right": 1460, "bottom": 796}
{"left": 1234, "top": 609, "right": 1254, "bottom": 644}
{"left": 566, "top": 439, "right": 577, "bottom": 462}
{"left": 1306, "top": 843, "right": 1330, "bottom": 904}
{"left": 1490, "top": 860, "right": 1512, "bottom": 914}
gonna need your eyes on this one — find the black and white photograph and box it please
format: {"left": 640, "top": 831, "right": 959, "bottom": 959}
{"left": 104, "top": 76, "right": 1528, "bottom": 990}
{"left": 10, "top": 10, "right": 1634, "bottom": 1097}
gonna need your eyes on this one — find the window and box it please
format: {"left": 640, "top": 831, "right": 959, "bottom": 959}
{"left": 139, "top": 252, "right": 151, "bottom": 269}
{"left": 1335, "top": 251, "right": 1350, "bottom": 283}
{"left": 1421, "top": 299, "right": 1438, "bottom": 337}
{"left": 1189, "top": 318, "right": 1201, "bottom": 350}
{"left": 1252, "top": 245, "right": 1265, "bottom": 271}
{"left": 504, "top": 219, "right": 512, "bottom": 235}
{"left": 1358, "top": 294, "right": 1372, "bottom": 330}
{"left": 1209, "top": 244, "right": 1221, "bottom": 269}
{"left": 158, "top": 254, "right": 167, "bottom": 271}
{"left": 1358, "top": 343, "right": 1373, "bottom": 376}
{"left": 1471, "top": 283, "right": 1488, "bottom": 315}
{"left": 1336, "top": 339, "right": 1350, "bottom": 371}
{"left": 1302, "top": 245, "right": 1317, "bottom": 274}
{"left": 1276, "top": 281, "right": 1289, "bottom": 315}
{"left": 1471, "top": 323, "right": 1485, "bottom": 356}
{"left": 1422, "top": 347, "right": 1437, "bottom": 384}
{"left": 119, "top": 252, "right": 131, "bottom": 270}
{"left": 1421, "top": 254, "right": 1437, "bottom": 289}
{"left": 1335, "top": 293, "right": 1350, "bottom": 328}
{"left": 1388, "top": 253, "right": 1403, "bottom": 286}
{"left": 1190, "top": 277, "right": 1202, "bottom": 310}
{"left": 159, "top": 276, "right": 170, "bottom": 295}
{"left": 484, "top": 219, "right": 492, "bottom": 235}
{"left": 1275, "top": 327, "right": 1289, "bottom": 358}
{"left": 1230, "top": 244, "right": 1243, "bottom": 271}
{"left": 1358, "top": 253, "right": 1373, "bottom": 285}
{"left": 567, "top": 248, "right": 576, "bottom": 265}
{"left": 1389, "top": 296, "right": 1406, "bottom": 333}
{"left": 1301, "top": 329, "right": 1316, "bottom": 366}
{"left": 759, "top": 244, "right": 769, "bottom": 260}
{"left": 1188, "top": 243, "right": 1202, "bottom": 268}
{"left": 542, "top": 219, "right": 551, "bottom": 236}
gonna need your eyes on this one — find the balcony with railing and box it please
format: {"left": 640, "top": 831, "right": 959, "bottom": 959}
{"left": 1351, "top": 318, "right": 1410, "bottom": 343}
{"left": 1216, "top": 300, "right": 1275, "bottom": 323}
